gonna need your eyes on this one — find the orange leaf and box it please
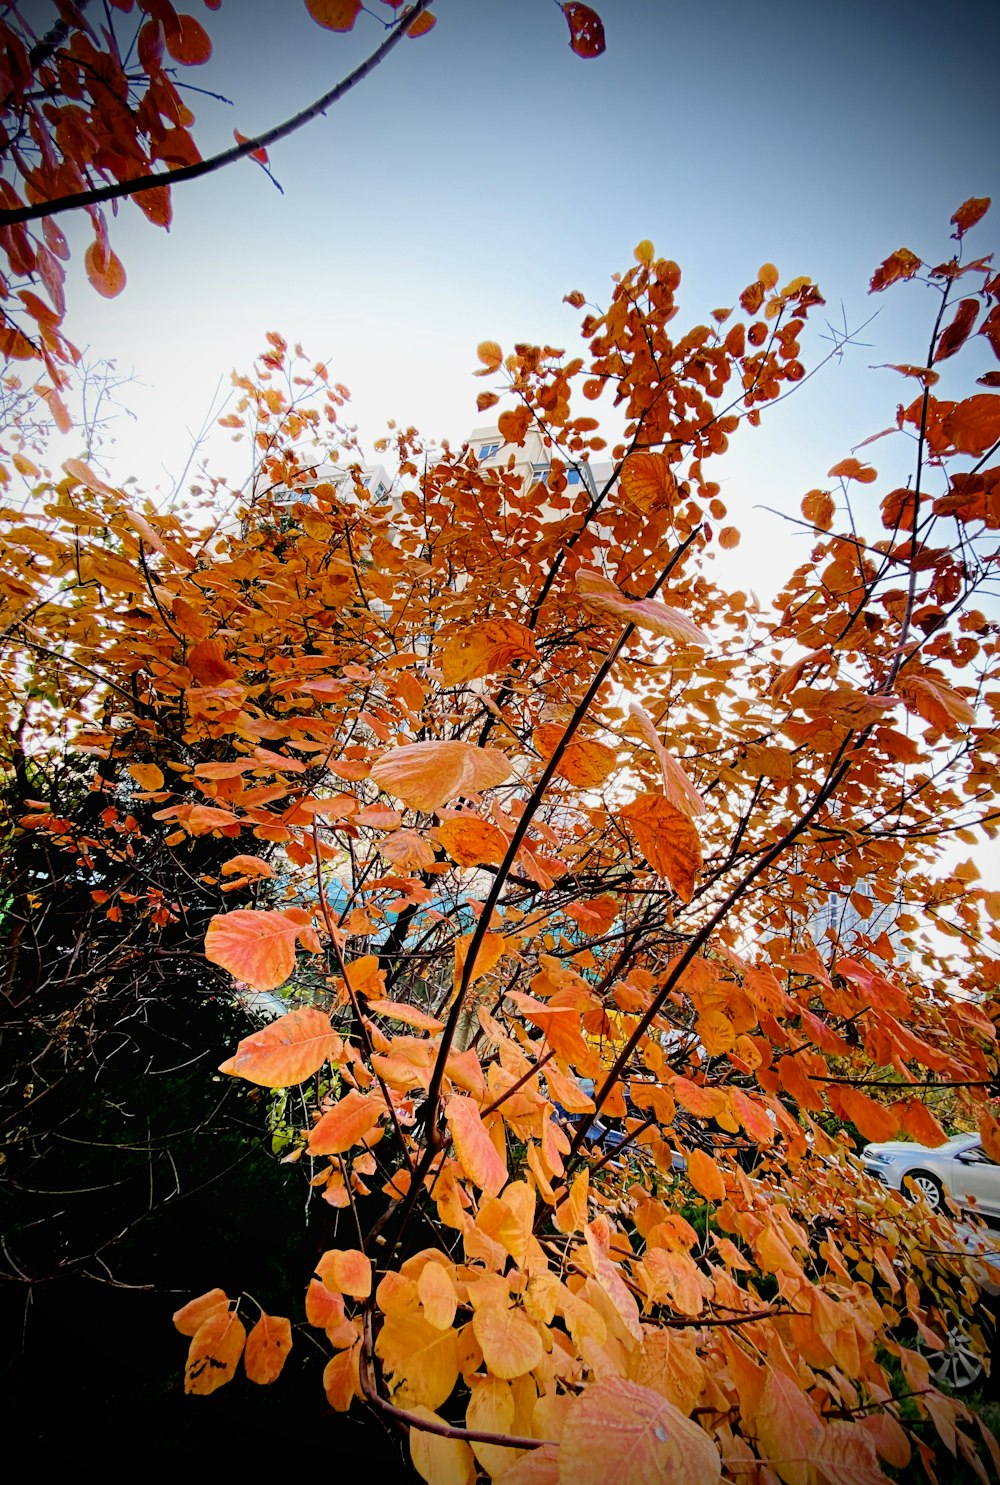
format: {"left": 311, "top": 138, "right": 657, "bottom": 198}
{"left": 305, "top": 0, "right": 362, "bottom": 31}
{"left": 165, "top": 13, "right": 212, "bottom": 64}
{"left": 575, "top": 569, "right": 709, "bottom": 646}
{"left": 827, "top": 458, "right": 877, "bottom": 483}
{"left": 173, "top": 1288, "right": 229, "bottom": 1336}
{"left": 979, "top": 1108, "right": 1000, "bottom": 1164}
{"left": 898, "top": 1100, "right": 948, "bottom": 1147}
{"left": 407, "top": 10, "right": 436, "bottom": 37}
{"left": 316, "top": 1247, "right": 372, "bottom": 1298}
{"left": 453, "top": 931, "right": 507, "bottom": 993}
{"left": 184, "top": 1309, "right": 246, "bottom": 1395}
{"left": 218, "top": 1006, "right": 341, "bottom": 1087}
{"left": 686, "top": 1147, "right": 726, "bottom": 1202}
{"left": 498, "top": 405, "right": 531, "bottom": 444}
{"left": 309, "top": 1090, "right": 383, "bottom": 1155}
{"left": 370, "top": 740, "right": 512, "bottom": 812}
{"left": 84, "top": 242, "right": 126, "bottom": 298}
{"left": 951, "top": 196, "right": 990, "bottom": 238}
{"left": 621, "top": 793, "right": 701, "bottom": 901}
{"left": 438, "top": 816, "right": 509, "bottom": 868}
{"left": 441, "top": 619, "right": 538, "bottom": 685}
{"left": 869, "top": 247, "right": 921, "bottom": 293}
{"left": 447, "top": 1094, "right": 507, "bottom": 1195}
{"left": 476, "top": 340, "right": 503, "bottom": 370}
{"left": 943, "top": 394, "right": 1000, "bottom": 456}
{"left": 801, "top": 488, "right": 835, "bottom": 531}
{"left": 188, "top": 636, "right": 238, "bottom": 683}
{"left": 756, "top": 1368, "right": 821, "bottom": 1485}
{"left": 834, "top": 1085, "right": 900, "bottom": 1144}
{"left": 562, "top": 2, "right": 606, "bottom": 58}
{"left": 619, "top": 452, "right": 676, "bottom": 512}
{"left": 560, "top": 1377, "right": 721, "bottom": 1485}
{"left": 127, "top": 762, "right": 164, "bottom": 791}
{"left": 205, "top": 909, "right": 320, "bottom": 992}
{"left": 244, "top": 1313, "right": 292, "bottom": 1384}
{"left": 934, "top": 298, "right": 979, "bottom": 362}
{"left": 220, "top": 854, "right": 274, "bottom": 878}
{"left": 534, "top": 722, "right": 617, "bottom": 788}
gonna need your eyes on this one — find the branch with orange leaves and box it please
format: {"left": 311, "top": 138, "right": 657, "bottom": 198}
{"left": 0, "top": 0, "right": 435, "bottom": 230}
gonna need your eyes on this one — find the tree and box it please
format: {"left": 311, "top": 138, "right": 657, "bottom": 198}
{"left": 2, "top": 200, "right": 998, "bottom": 1478}
{"left": 0, "top": 0, "right": 603, "bottom": 418}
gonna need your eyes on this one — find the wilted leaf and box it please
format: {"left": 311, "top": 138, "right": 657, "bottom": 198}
{"left": 951, "top": 196, "right": 990, "bottom": 238}
{"left": 562, "top": 2, "right": 606, "bottom": 58}
{"left": 184, "top": 1309, "right": 246, "bottom": 1395}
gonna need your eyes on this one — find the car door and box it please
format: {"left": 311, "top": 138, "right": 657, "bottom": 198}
{"left": 951, "top": 1140, "right": 1000, "bottom": 1219}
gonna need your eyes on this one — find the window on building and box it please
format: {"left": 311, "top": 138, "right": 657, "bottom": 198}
{"left": 532, "top": 465, "right": 549, "bottom": 483}
{"left": 479, "top": 442, "right": 500, "bottom": 459}
{"left": 566, "top": 468, "right": 581, "bottom": 485}
{"left": 375, "top": 482, "right": 387, "bottom": 498}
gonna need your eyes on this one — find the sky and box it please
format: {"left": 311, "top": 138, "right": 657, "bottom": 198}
{"left": 47, "top": 0, "right": 999, "bottom": 576}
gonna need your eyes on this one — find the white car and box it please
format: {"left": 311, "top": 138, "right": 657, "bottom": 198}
{"left": 862, "top": 1132, "right": 1000, "bottom": 1220}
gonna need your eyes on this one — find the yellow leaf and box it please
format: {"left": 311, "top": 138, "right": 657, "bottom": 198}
{"left": 408, "top": 1407, "right": 476, "bottom": 1485}
{"left": 559, "top": 1376, "right": 721, "bottom": 1485}
{"left": 418, "top": 1262, "right": 458, "bottom": 1330}
{"left": 315, "top": 1248, "right": 372, "bottom": 1298}
{"left": 375, "top": 1313, "right": 460, "bottom": 1410}
{"left": 471, "top": 1303, "right": 544, "bottom": 1379}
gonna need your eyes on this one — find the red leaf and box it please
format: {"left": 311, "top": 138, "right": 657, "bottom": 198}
{"left": 563, "top": 2, "right": 606, "bottom": 59}
{"left": 869, "top": 248, "right": 921, "bottom": 294}
{"left": 951, "top": 196, "right": 990, "bottom": 238}
{"left": 934, "top": 298, "right": 979, "bottom": 362}
{"left": 234, "top": 130, "right": 269, "bottom": 166}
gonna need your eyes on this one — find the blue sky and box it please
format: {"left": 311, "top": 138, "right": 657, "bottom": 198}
{"left": 54, "top": 0, "right": 999, "bottom": 595}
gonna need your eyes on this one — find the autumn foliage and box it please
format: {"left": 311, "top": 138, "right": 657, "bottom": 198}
{"left": 2, "top": 9, "right": 1000, "bottom": 1480}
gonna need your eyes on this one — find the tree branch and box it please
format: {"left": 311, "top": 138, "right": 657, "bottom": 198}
{"left": 0, "top": 0, "right": 434, "bottom": 229}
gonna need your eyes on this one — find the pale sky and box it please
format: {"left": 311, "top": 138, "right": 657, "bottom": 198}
{"left": 48, "top": 0, "right": 997, "bottom": 568}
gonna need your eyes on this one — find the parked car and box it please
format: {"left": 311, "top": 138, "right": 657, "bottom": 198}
{"left": 916, "top": 1220, "right": 999, "bottom": 1393}
{"left": 862, "top": 1132, "right": 1000, "bottom": 1220}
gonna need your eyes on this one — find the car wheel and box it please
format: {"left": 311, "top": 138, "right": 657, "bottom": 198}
{"left": 921, "top": 1318, "right": 987, "bottom": 1393}
{"left": 907, "top": 1170, "right": 945, "bottom": 1211}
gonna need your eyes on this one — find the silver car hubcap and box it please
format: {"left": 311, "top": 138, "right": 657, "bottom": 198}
{"left": 912, "top": 1175, "right": 941, "bottom": 1208}
{"left": 927, "top": 1329, "right": 984, "bottom": 1391}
